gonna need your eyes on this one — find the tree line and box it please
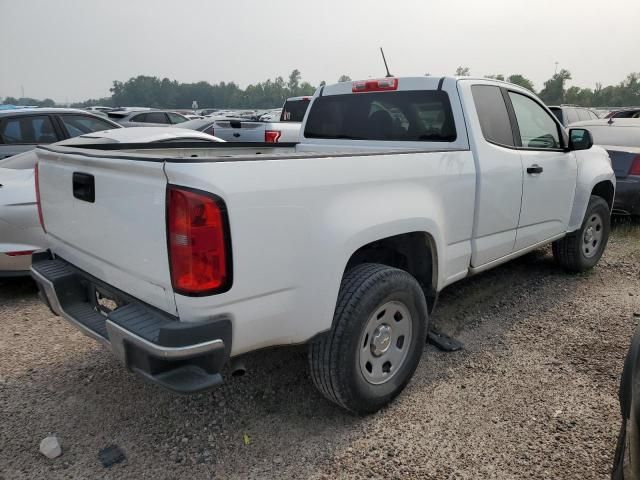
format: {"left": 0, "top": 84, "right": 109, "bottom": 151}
{"left": 456, "top": 66, "right": 640, "bottom": 107}
{"left": 3, "top": 68, "right": 640, "bottom": 109}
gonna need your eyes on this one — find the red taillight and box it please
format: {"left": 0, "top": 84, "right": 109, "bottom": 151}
{"left": 352, "top": 78, "right": 398, "bottom": 93}
{"left": 6, "top": 250, "right": 36, "bottom": 256}
{"left": 630, "top": 155, "right": 640, "bottom": 176}
{"left": 167, "top": 186, "right": 231, "bottom": 295}
{"left": 265, "top": 130, "right": 281, "bottom": 143}
{"left": 34, "top": 163, "right": 46, "bottom": 232}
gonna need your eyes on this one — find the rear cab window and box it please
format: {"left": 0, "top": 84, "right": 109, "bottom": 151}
{"left": 304, "top": 90, "right": 456, "bottom": 142}
{"left": 280, "top": 98, "right": 311, "bottom": 122}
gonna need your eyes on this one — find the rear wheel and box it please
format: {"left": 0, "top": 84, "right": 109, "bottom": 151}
{"left": 308, "top": 263, "right": 428, "bottom": 414}
{"left": 553, "top": 195, "right": 610, "bottom": 272}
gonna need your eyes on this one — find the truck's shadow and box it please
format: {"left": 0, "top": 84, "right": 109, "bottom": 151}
{"left": 2, "top": 216, "right": 638, "bottom": 477}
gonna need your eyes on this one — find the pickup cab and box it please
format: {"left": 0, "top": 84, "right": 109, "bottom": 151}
{"left": 31, "top": 76, "right": 615, "bottom": 414}
{"left": 211, "top": 96, "right": 310, "bottom": 143}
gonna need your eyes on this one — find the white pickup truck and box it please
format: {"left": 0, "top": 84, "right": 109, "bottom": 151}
{"left": 31, "top": 76, "right": 615, "bottom": 414}
{"left": 211, "top": 96, "right": 310, "bottom": 143}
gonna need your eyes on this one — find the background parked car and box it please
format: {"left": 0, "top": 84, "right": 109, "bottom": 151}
{"left": 605, "top": 108, "right": 640, "bottom": 119}
{"left": 106, "top": 109, "right": 189, "bottom": 127}
{"left": 612, "top": 324, "right": 640, "bottom": 480}
{"left": 0, "top": 126, "right": 223, "bottom": 277}
{"left": 175, "top": 117, "right": 217, "bottom": 135}
{"left": 84, "top": 106, "right": 114, "bottom": 115}
{"left": 572, "top": 118, "right": 640, "bottom": 216}
{"left": 0, "top": 108, "right": 121, "bottom": 159}
{"left": 549, "top": 105, "right": 600, "bottom": 127}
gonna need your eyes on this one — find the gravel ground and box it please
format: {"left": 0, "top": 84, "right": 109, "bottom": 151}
{"left": 1, "top": 219, "right": 639, "bottom": 479}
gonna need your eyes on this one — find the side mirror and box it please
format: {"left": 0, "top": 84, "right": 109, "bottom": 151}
{"left": 568, "top": 128, "right": 593, "bottom": 151}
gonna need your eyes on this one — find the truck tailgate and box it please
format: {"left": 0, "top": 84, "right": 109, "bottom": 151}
{"left": 213, "top": 120, "right": 265, "bottom": 142}
{"left": 35, "top": 148, "right": 176, "bottom": 315}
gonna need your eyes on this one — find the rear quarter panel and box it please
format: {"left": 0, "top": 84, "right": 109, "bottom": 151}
{"left": 165, "top": 149, "right": 475, "bottom": 356}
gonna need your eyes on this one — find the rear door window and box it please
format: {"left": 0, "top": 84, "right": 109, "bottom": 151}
{"left": 0, "top": 115, "right": 59, "bottom": 144}
{"left": 304, "top": 90, "right": 456, "bottom": 142}
{"left": 145, "top": 112, "right": 169, "bottom": 124}
{"left": 167, "top": 112, "right": 187, "bottom": 124}
{"left": 471, "top": 85, "right": 515, "bottom": 146}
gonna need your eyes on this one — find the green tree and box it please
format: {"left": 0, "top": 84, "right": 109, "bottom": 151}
{"left": 338, "top": 75, "right": 351, "bottom": 82}
{"left": 485, "top": 74, "right": 505, "bottom": 81}
{"left": 506, "top": 74, "right": 535, "bottom": 92}
{"left": 287, "top": 69, "right": 301, "bottom": 94}
{"left": 455, "top": 66, "right": 470, "bottom": 76}
{"left": 538, "top": 69, "right": 572, "bottom": 105}
{"left": 2, "top": 96, "right": 56, "bottom": 107}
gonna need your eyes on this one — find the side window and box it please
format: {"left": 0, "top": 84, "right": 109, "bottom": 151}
{"left": 589, "top": 111, "right": 599, "bottom": 120}
{"left": 59, "top": 114, "right": 116, "bottom": 137}
{"left": 145, "top": 112, "right": 169, "bottom": 124}
{"left": 0, "top": 115, "right": 58, "bottom": 144}
{"left": 471, "top": 85, "right": 514, "bottom": 146}
{"left": 131, "top": 113, "right": 147, "bottom": 122}
{"left": 565, "top": 108, "right": 580, "bottom": 125}
{"left": 167, "top": 112, "right": 187, "bottom": 124}
{"left": 508, "top": 92, "right": 561, "bottom": 149}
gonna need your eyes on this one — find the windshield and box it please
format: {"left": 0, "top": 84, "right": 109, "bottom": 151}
{"left": 304, "top": 90, "right": 456, "bottom": 142}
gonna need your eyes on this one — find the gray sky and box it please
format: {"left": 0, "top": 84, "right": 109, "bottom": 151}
{"left": 1, "top": 0, "right": 638, "bottom": 102}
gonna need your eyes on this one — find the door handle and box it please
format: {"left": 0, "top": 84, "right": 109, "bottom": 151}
{"left": 527, "top": 164, "right": 543, "bottom": 174}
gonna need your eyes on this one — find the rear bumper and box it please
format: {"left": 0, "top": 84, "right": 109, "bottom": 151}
{"left": 31, "top": 254, "right": 231, "bottom": 393}
{"left": 0, "top": 252, "right": 33, "bottom": 276}
{"left": 614, "top": 177, "right": 640, "bottom": 216}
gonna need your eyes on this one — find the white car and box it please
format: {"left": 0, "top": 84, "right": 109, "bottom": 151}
{"left": 31, "top": 77, "right": 614, "bottom": 413}
{"left": 0, "top": 127, "right": 223, "bottom": 277}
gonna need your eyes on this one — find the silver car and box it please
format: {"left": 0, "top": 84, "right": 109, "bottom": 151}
{"left": 106, "top": 109, "right": 189, "bottom": 127}
{"left": 0, "top": 108, "right": 121, "bottom": 159}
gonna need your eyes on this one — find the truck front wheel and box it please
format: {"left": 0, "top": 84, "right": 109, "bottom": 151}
{"left": 308, "top": 263, "right": 428, "bottom": 414}
{"left": 553, "top": 195, "right": 611, "bottom": 272}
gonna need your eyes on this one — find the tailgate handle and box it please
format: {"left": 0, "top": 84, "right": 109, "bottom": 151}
{"left": 73, "top": 172, "right": 95, "bottom": 203}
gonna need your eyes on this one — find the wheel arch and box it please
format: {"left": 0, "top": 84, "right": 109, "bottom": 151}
{"left": 591, "top": 180, "right": 615, "bottom": 211}
{"left": 342, "top": 231, "right": 439, "bottom": 314}
{"left": 568, "top": 174, "right": 616, "bottom": 231}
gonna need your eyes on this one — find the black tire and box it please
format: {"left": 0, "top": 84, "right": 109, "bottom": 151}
{"left": 612, "top": 329, "right": 640, "bottom": 479}
{"left": 553, "top": 195, "right": 610, "bottom": 272}
{"left": 308, "top": 263, "right": 428, "bottom": 414}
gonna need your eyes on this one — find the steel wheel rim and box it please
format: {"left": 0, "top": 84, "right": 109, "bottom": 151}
{"left": 582, "top": 212, "right": 604, "bottom": 258}
{"left": 359, "top": 300, "right": 413, "bottom": 385}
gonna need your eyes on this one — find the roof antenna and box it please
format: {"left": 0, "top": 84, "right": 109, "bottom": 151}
{"left": 380, "top": 47, "right": 393, "bottom": 77}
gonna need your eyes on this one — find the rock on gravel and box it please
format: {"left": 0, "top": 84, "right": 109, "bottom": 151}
{"left": 39, "top": 436, "right": 62, "bottom": 459}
